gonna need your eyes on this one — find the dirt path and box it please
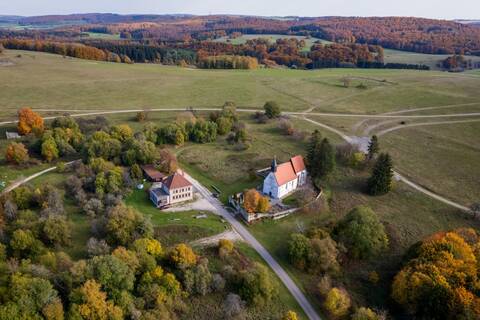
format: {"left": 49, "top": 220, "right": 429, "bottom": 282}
{"left": 191, "top": 229, "right": 243, "bottom": 247}
{"left": 303, "top": 116, "right": 471, "bottom": 212}
{"left": 376, "top": 118, "right": 480, "bottom": 137}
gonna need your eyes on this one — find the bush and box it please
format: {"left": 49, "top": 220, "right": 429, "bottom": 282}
{"left": 218, "top": 239, "right": 234, "bottom": 256}
{"left": 263, "top": 101, "right": 281, "bottom": 118}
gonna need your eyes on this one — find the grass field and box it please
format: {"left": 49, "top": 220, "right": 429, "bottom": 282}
{"left": 384, "top": 48, "right": 480, "bottom": 70}
{"left": 380, "top": 122, "right": 480, "bottom": 205}
{"left": 2, "top": 50, "right": 480, "bottom": 121}
{"left": 213, "top": 33, "right": 331, "bottom": 52}
{"left": 80, "top": 32, "right": 121, "bottom": 40}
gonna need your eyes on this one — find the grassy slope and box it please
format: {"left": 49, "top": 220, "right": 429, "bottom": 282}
{"left": 381, "top": 122, "right": 480, "bottom": 205}
{"left": 2, "top": 50, "right": 480, "bottom": 120}
{"left": 384, "top": 48, "right": 480, "bottom": 70}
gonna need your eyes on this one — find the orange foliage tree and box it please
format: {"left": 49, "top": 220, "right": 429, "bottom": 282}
{"left": 392, "top": 228, "right": 480, "bottom": 319}
{"left": 243, "top": 189, "right": 261, "bottom": 213}
{"left": 17, "top": 107, "right": 44, "bottom": 136}
{"left": 5, "top": 142, "right": 29, "bottom": 164}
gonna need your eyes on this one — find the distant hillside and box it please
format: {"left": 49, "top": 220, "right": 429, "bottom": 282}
{"left": 18, "top": 13, "right": 193, "bottom": 25}
{"left": 2, "top": 14, "right": 480, "bottom": 55}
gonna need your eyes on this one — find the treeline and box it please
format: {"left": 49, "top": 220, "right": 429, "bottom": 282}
{"left": 82, "top": 41, "right": 197, "bottom": 64}
{"left": 0, "top": 38, "right": 130, "bottom": 63}
{"left": 291, "top": 17, "right": 480, "bottom": 55}
{"left": 441, "top": 54, "right": 480, "bottom": 71}
{"left": 308, "top": 43, "right": 383, "bottom": 68}
{"left": 198, "top": 55, "right": 258, "bottom": 69}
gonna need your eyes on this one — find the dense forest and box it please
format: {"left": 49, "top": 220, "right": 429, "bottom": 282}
{"left": 2, "top": 14, "right": 480, "bottom": 69}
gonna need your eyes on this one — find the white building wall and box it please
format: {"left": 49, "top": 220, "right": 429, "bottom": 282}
{"left": 263, "top": 173, "right": 279, "bottom": 198}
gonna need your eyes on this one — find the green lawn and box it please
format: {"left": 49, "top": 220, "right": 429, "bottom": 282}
{"left": 125, "top": 187, "right": 229, "bottom": 246}
{"left": 80, "top": 32, "right": 121, "bottom": 40}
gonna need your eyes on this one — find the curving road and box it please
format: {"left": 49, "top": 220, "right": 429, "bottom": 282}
{"left": 182, "top": 171, "right": 322, "bottom": 320}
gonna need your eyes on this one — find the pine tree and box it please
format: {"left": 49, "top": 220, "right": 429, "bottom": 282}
{"left": 367, "top": 135, "right": 379, "bottom": 160}
{"left": 317, "top": 138, "right": 336, "bottom": 178}
{"left": 367, "top": 153, "right": 393, "bottom": 195}
{"left": 307, "top": 130, "right": 322, "bottom": 177}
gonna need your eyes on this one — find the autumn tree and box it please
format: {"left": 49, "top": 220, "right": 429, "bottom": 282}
{"left": 392, "top": 229, "right": 480, "bottom": 319}
{"left": 5, "top": 142, "right": 29, "bottom": 164}
{"left": 69, "top": 279, "right": 123, "bottom": 320}
{"left": 324, "top": 288, "right": 351, "bottom": 318}
{"left": 169, "top": 243, "right": 197, "bottom": 269}
{"left": 243, "top": 189, "right": 261, "bottom": 213}
{"left": 41, "top": 137, "right": 59, "bottom": 162}
{"left": 106, "top": 203, "right": 153, "bottom": 246}
{"left": 155, "top": 148, "right": 178, "bottom": 174}
{"left": 256, "top": 196, "right": 271, "bottom": 213}
{"left": 17, "top": 107, "right": 44, "bottom": 135}
{"left": 367, "top": 153, "right": 393, "bottom": 195}
{"left": 351, "top": 307, "right": 380, "bottom": 320}
{"left": 283, "top": 310, "right": 299, "bottom": 320}
{"left": 336, "top": 206, "right": 388, "bottom": 259}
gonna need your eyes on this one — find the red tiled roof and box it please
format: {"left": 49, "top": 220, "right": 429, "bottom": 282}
{"left": 274, "top": 162, "right": 297, "bottom": 186}
{"left": 163, "top": 173, "right": 192, "bottom": 190}
{"left": 290, "top": 155, "right": 306, "bottom": 174}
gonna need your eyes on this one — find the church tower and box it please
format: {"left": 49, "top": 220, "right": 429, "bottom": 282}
{"left": 271, "top": 156, "right": 277, "bottom": 172}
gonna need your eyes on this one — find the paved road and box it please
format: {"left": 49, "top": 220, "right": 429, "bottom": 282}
{"left": 181, "top": 171, "right": 322, "bottom": 320}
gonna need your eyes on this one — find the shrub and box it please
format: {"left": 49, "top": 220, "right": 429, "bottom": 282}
{"left": 218, "top": 239, "right": 234, "bottom": 255}
{"left": 336, "top": 206, "right": 388, "bottom": 259}
{"left": 324, "top": 288, "right": 351, "bottom": 318}
{"left": 263, "top": 101, "right": 281, "bottom": 118}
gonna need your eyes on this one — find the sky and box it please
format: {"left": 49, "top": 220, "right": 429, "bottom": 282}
{"left": 1, "top": 0, "right": 479, "bottom": 20}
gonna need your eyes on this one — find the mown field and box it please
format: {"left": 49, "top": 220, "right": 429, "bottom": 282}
{"left": 2, "top": 50, "right": 480, "bottom": 120}
{"left": 384, "top": 48, "right": 480, "bottom": 70}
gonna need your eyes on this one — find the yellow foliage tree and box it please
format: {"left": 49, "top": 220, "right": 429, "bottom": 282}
{"left": 73, "top": 280, "right": 123, "bottom": 320}
{"left": 17, "top": 107, "right": 44, "bottom": 135}
{"left": 324, "top": 287, "right": 351, "bottom": 318}
{"left": 133, "top": 238, "right": 163, "bottom": 257}
{"left": 391, "top": 228, "right": 480, "bottom": 319}
{"left": 283, "top": 310, "right": 299, "bottom": 320}
{"left": 169, "top": 243, "right": 197, "bottom": 269}
{"left": 256, "top": 196, "right": 271, "bottom": 213}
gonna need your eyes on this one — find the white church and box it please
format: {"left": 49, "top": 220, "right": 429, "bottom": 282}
{"left": 262, "top": 155, "right": 308, "bottom": 199}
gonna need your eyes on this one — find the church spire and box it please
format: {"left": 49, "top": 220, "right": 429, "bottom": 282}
{"left": 271, "top": 156, "right": 277, "bottom": 172}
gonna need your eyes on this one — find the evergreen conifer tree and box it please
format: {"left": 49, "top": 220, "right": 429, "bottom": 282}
{"left": 367, "top": 153, "right": 393, "bottom": 195}
{"left": 367, "top": 135, "right": 379, "bottom": 160}
{"left": 317, "top": 138, "right": 336, "bottom": 178}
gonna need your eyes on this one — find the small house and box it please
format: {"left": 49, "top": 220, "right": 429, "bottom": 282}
{"left": 262, "top": 155, "right": 307, "bottom": 199}
{"left": 150, "top": 172, "right": 194, "bottom": 208}
{"left": 5, "top": 131, "right": 20, "bottom": 140}
{"left": 142, "top": 165, "right": 165, "bottom": 182}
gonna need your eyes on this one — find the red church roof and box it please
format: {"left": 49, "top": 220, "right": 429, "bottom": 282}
{"left": 163, "top": 173, "right": 192, "bottom": 190}
{"left": 272, "top": 155, "right": 306, "bottom": 186}
{"left": 290, "top": 155, "right": 306, "bottom": 174}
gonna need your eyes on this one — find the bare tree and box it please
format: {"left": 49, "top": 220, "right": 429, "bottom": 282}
{"left": 223, "top": 293, "right": 246, "bottom": 319}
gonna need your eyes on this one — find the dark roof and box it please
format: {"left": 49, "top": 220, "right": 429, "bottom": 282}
{"left": 163, "top": 173, "right": 192, "bottom": 190}
{"left": 142, "top": 165, "right": 166, "bottom": 181}
{"left": 151, "top": 187, "right": 168, "bottom": 198}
